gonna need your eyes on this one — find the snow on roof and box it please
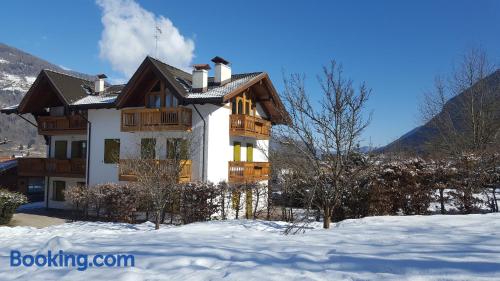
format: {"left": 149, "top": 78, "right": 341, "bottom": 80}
{"left": 186, "top": 73, "right": 262, "bottom": 99}
{"left": 0, "top": 159, "right": 17, "bottom": 172}
{"left": 71, "top": 94, "right": 118, "bottom": 106}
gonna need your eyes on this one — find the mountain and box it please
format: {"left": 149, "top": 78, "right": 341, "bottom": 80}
{"left": 381, "top": 69, "right": 500, "bottom": 154}
{"left": 0, "top": 43, "right": 92, "bottom": 156}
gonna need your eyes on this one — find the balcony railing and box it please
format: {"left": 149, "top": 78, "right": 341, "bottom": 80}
{"left": 118, "top": 159, "right": 192, "bottom": 183}
{"left": 17, "top": 158, "right": 86, "bottom": 178}
{"left": 228, "top": 161, "right": 270, "bottom": 183}
{"left": 37, "top": 115, "right": 87, "bottom": 135}
{"left": 229, "top": 114, "right": 271, "bottom": 139}
{"left": 121, "top": 107, "right": 192, "bottom": 132}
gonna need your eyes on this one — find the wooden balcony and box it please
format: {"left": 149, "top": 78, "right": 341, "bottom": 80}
{"left": 37, "top": 115, "right": 87, "bottom": 135}
{"left": 121, "top": 107, "right": 192, "bottom": 132}
{"left": 17, "top": 158, "right": 86, "bottom": 178}
{"left": 229, "top": 114, "right": 271, "bottom": 139}
{"left": 118, "top": 159, "right": 192, "bottom": 183}
{"left": 228, "top": 161, "right": 270, "bottom": 183}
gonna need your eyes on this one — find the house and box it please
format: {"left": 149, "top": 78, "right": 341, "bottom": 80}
{"left": 0, "top": 157, "right": 44, "bottom": 202}
{"left": 0, "top": 56, "right": 287, "bottom": 215}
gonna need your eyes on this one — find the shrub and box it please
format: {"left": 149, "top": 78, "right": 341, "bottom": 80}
{"left": 179, "top": 182, "right": 219, "bottom": 224}
{"left": 0, "top": 189, "right": 27, "bottom": 225}
{"left": 65, "top": 183, "right": 141, "bottom": 223}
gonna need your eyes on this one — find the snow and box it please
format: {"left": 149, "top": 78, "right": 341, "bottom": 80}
{"left": 0, "top": 214, "right": 499, "bottom": 280}
{"left": 0, "top": 58, "right": 8, "bottom": 64}
{"left": 0, "top": 73, "right": 34, "bottom": 92}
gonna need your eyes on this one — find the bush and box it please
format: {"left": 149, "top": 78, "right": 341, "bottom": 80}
{"left": 0, "top": 189, "right": 27, "bottom": 225}
{"left": 179, "top": 182, "right": 219, "bottom": 224}
{"left": 65, "top": 183, "right": 141, "bottom": 223}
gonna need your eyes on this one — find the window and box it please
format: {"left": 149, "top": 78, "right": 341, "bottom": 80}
{"left": 27, "top": 178, "right": 44, "bottom": 194}
{"left": 245, "top": 101, "right": 250, "bottom": 115}
{"left": 233, "top": 142, "right": 241, "bottom": 161}
{"left": 71, "top": 141, "right": 87, "bottom": 159}
{"left": 141, "top": 138, "right": 156, "bottom": 159}
{"left": 54, "top": 140, "right": 67, "bottom": 159}
{"left": 237, "top": 100, "right": 243, "bottom": 115}
{"left": 147, "top": 94, "right": 161, "bottom": 108}
{"left": 104, "top": 139, "right": 120, "bottom": 164}
{"left": 246, "top": 143, "right": 253, "bottom": 162}
{"left": 52, "top": 181, "right": 65, "bottom": 201}
{"left": 166, "top": 138, "right": 188, "bottom": 160}
{"left": 172, "top": 96, "right": 179, "bottom": 107}
{"left": 232, "top": 100, "right": 237, "bottom": 114}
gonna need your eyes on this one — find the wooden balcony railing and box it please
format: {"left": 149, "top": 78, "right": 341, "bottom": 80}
{"left": 118, "top": 159, "right": 192, "bottom": 183}
{"left": 121, "top": 107, "right": 192, "bottom": 132}
{"left": 228, "top": 161, "right": 270, "bottom": 183}
{"left": 17, "top": 158, "right": 86, "bottom": 178}
{"left": 37, "top": 115, "right": 87, "bottom": 135}
{"left": 229, "top": 114, "right": 271, "bottom": 139}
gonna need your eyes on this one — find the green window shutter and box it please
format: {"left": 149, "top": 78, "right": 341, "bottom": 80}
{"left": 104, "top": 139, "right": 120, "bottom": 164}
{"left": 54, "top": 141, "right": 67, "bottom": 160}
{"left": 233, "top": 142, "right": 241, "bottom": 161}
{"left": 246, "top": 143, "right": 253, "bottom": 162}
{"left": 167, "top": 138, "right": 189, "bottom": 160}
{"left": 141, "top": 138, "right": 156, "bottom": 159}
{"left": 179, "top": 139, "right": 188, "bottom": 160}
{"left": 53, "top": 181, "right": 66, "bottom": 201}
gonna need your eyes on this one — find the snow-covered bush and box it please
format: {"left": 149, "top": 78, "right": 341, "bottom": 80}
{"left": 179, "top": 182, "right": 219, "bottom": 224}
{"left": 0, "top": 189, "right": 27, "bottom": 225}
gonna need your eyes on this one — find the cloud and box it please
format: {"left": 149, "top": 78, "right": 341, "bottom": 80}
{"left": 96, "top": 0, "right": 195, "bottom": 78}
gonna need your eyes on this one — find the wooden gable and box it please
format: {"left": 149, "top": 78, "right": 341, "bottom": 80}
{"left": 18, "top": 71, "right": 66, "bottom": 114}
{"left": 223, "top": 74, "right": 289, "bottom": 124}
{"left": 116, "top": 57, "right": 187, "bottom": 108}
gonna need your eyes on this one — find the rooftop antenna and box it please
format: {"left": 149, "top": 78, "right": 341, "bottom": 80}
{"left": 154, "top": 24, "right": 162, "bottom": 59}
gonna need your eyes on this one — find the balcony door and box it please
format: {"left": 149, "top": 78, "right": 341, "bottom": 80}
{"left": 146, "top": 81, "right": 178, "bottom": 109}
{"left": 231, "top": 92, "right": 254, "bottom": 116}
{"left": 54, "top": 141, "right": 67, "bottom": 160}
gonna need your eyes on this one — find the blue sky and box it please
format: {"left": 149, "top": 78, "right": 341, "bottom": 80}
{"left": 1, "top": 0, "right": 499, "bottom": 146}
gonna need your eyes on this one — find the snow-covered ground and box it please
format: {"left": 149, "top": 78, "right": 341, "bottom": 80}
{"left": 0, "top": 214, "right": 499, "bottom": 280}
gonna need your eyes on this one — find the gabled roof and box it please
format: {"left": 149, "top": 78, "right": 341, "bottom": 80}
{"left": 17, "top": 69, "right": 94, "bottom": 114}
{"left": 3, "top": 56, "right": 289, "bottom": 124}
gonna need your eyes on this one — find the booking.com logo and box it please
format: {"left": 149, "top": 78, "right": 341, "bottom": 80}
{"left": 10, "top": 250, "right": 135, "bottom": 271}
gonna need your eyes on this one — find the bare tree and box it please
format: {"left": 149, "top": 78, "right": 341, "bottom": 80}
{"left": 120, "top": 131, "right": 197, "bottom": 229}
{"left": 420, "top": 48, "right": 499, "bottom": 156}
{"left": 276, "top": 60, "right": 371, "bottom": 229}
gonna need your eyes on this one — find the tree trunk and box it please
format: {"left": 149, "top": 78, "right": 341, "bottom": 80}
{"left": 266, "top": 184, "right": 272, "bottom": 221}
{"left": 323, "top": 206, "right": 331, "bottom": 229}
{"left": 253, "top": 191, "right": 260, "bottom": 219}
{"left": 439, "top": 188, "right": 445, "bottom": 214}
{"left": 154, "top": 210, "right": 161, "bottom": 230}
{"left": 491, "top": 187, "right": 498, "bottom": 212}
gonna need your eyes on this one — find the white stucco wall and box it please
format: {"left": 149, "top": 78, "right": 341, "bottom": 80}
{"left": 87, "top": 106, "right": 208, "bottom": 186}
{"left": 205, "top": 104, "right": 231, "bottom": 183}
